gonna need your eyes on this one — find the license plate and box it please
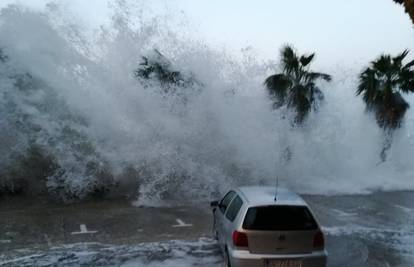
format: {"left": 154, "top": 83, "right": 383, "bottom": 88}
{"left": 265, "top": 259, "right": 302, "bottom": 267}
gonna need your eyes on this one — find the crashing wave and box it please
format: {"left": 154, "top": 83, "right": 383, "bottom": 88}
{"left": 0, "top": 2, "right": 413, "bottom": 204}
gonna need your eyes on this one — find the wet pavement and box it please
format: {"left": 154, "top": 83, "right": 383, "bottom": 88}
{"left": 0, "top": 198, "right": 213, "bottom": 252}
{"left": 0, "top": 191, "right": 413, "bottom": 267}
{"left": 305, "top": 192, "right": 414, "bottom": 267}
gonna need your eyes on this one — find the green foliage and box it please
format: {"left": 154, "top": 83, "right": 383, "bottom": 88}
{"left": 264, "top": 45, "right": 331, "bottom": 124}
{"left": 357, "top": 50, "right": 414, "bottom": 129}
{"left": 135, "top": 52, "right": 182, "bottom": 86}
{"left": 134, "top": 49, "right": 199, "bottom": 92}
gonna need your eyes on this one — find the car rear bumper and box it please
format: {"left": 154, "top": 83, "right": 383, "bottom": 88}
{"left": 229, "top": 249, "right": 327, "bottom": 267}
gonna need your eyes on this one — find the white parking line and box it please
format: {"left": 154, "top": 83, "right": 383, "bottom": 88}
{"left": 172, "top": 219, "right": 193, "bottom": 227}
{"left": 71, "top": 224, "right": 98, "bottom": 235}
{"left": 0, "top": 239, "right": 11, "bottom": 244}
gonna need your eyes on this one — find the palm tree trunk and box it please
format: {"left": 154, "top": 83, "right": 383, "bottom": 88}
{"left": 380, "top": 130, "right": 393, "bottom": 162}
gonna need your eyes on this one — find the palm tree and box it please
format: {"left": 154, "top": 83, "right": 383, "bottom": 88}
{"left": 393, "top": 0, "right": 414, "bottom": 24}
{"left": 264, "top": 45, "right": 332, "bottom": 124}
{"left": 135, "top": 49, "right": 184, "bottom": 89}
{"left": 134, "top": 49, "right": 199, "bottom": 92}
{"left": 357, "top": 50, "right": 414, "bottom": 161}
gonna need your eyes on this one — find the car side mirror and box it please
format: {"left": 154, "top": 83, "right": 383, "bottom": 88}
{"left": 210, "top": 200, "right": 219, "bottom": 208}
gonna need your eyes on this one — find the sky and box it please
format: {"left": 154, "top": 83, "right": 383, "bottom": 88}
{"left": 176, "top": 0, "right": 414, "bottom": 67}
{"left": 0, "top": 0, "right": 413, "bottom": 68}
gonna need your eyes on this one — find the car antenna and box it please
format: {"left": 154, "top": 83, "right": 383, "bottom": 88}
{"left": 274, "top": 175, "right": 279, "bottom": 202}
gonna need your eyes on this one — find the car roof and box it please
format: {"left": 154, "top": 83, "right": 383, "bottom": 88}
{"left": 236, "top": 186, "right": 307, "bottom": 207}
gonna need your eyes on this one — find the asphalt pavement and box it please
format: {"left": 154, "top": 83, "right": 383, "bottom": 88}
{"left": 0, "top": 197, "right": 213, "bottom": 254}
{"left": 0, "top": 192, "right": 413, "bottom": 267}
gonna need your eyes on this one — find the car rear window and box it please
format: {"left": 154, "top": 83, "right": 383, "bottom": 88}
{"left": 242, "top": 205, "right": 318, "bottom": 231}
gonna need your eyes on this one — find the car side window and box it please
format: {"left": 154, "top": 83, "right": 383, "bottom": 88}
{"left": 219, "top": 191, "right": 236, "bottom": 214}
{"left": 225, "top": 195, "right": 243, "bottom": 222}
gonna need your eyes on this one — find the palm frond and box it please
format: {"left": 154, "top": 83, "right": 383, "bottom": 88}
{"left": 281, "top": 45, "right": 299, "bottom": 74}
{"left": 358, "top": 50, "right": 414, "bottom": 129}
{"left": 287, "top": 84, "right": 311, "bottom": 123}
{"left": 264, "top": 74, "right": 291, "bottom": 105}
{"left": 299, "top": 54, "right": 315, "bottom": 67}
{"left": 139, "top": 56, "right": 149, "bottom": 66}
{"left": 265, "top": 45, "right": 331, "bottom": 124}
{"left": 134, "top": 50, "right": 199, "bottom": 91}
{"left": 393, "top": 50, "right": 409, "bottom": 70}
{"left": 373, "top": 55, "right": 392, "bottom": 73}
{"left": 399, "top": 68, "right": 414, "bottom": 93}
{"left": 357, "top": 68, "right": 381, "bottom": 108}
{"left": 403, "top": 59, "right": 414, "bottom": 69}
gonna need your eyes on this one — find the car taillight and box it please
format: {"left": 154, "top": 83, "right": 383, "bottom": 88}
{"left": 313, "top": 230, "right": 325, "bottom": 250}
{"left": 232, "top": 231, "right": 248, "bottom": 247}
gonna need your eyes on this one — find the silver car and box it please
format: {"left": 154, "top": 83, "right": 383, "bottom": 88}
{"left": 211, "top": 186, "right": 327, "bottom": 267}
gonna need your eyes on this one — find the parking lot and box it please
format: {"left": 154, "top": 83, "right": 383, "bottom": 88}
{"left": 0, "top": 197, "right": 213, "bottom": 255}
{"left": 1, "top": 192, "right": 414, "bottom": 267}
